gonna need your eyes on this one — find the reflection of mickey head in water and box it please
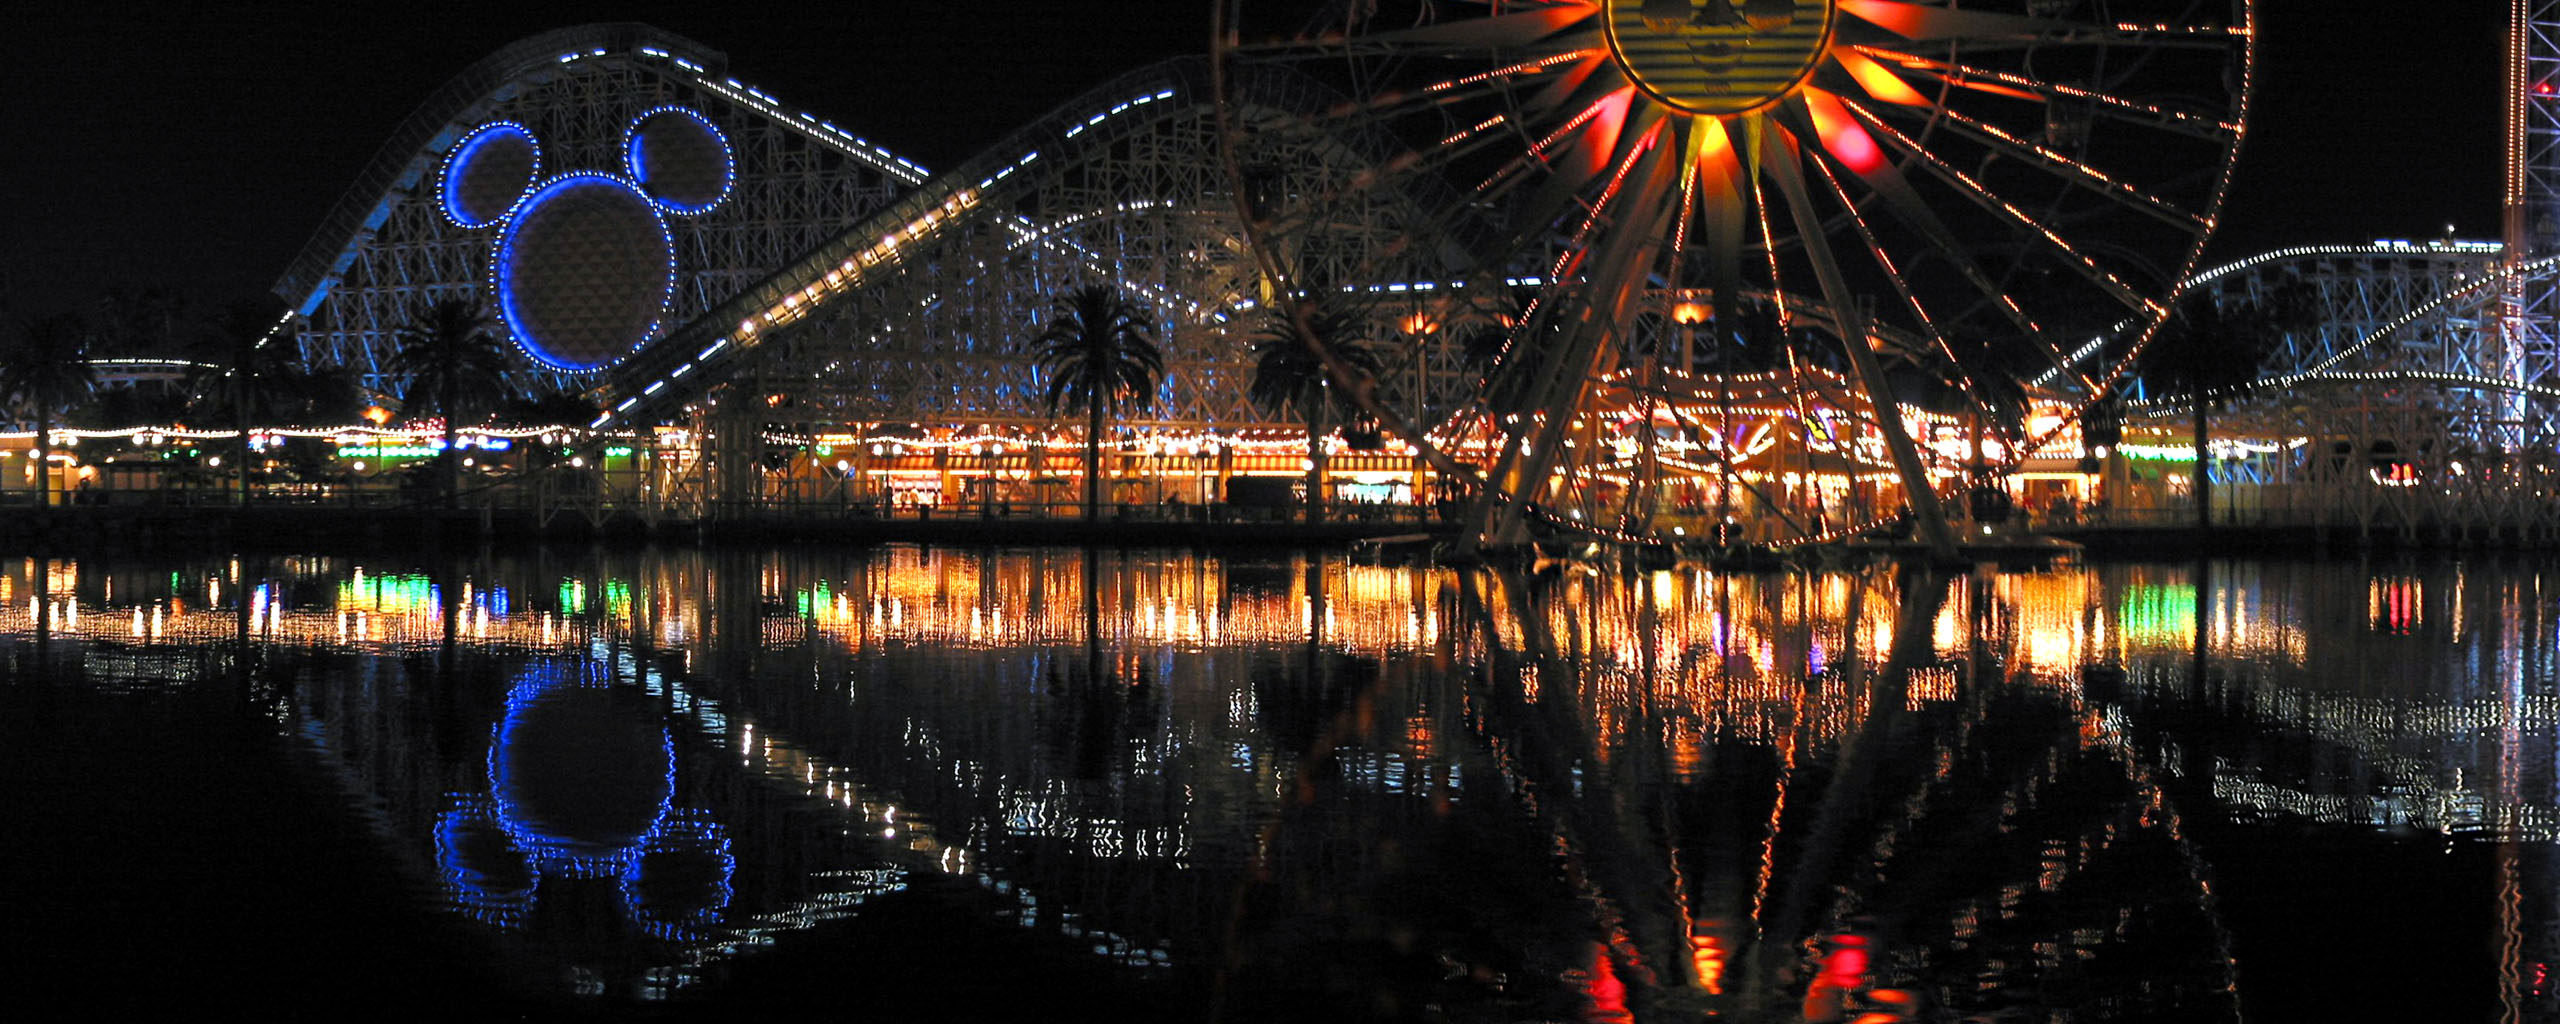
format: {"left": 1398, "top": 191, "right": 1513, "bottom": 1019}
{"left": 437, "top": 108, "right": 735, "bottom": 372}
{"left": 433, "top": 660, "right": 733, "bottom": 942}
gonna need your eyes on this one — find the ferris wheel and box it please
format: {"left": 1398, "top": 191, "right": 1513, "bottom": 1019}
{"left": 1212, "top": 0, "right": 2252, "bottom": 550}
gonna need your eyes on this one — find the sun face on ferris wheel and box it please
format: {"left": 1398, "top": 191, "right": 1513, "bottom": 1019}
{"left": 1605, "top": 0, "right": 1837, "bottom": 116}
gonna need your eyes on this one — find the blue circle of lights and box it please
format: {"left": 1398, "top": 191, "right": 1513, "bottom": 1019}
{"left": 439, "top": 122, "right": 542, "bottom": 229}
{"left": 448, "top": 111, "right": 736, "bottom": 375}
{"left": 492, "top": 172, "right": 676, "bottom": 372}
{"left": 487, "top": 661, "right": 676, "bottom": 867}
{"left": 623, "top": 105, "right": 735, "bottom": 216}
{"left": 434, "top": 661, "right": 735, "bottom": 937}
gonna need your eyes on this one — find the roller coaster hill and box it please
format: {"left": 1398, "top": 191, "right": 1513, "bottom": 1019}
{"left": 6, "top": 17, "right": 2555, "bottom": 550}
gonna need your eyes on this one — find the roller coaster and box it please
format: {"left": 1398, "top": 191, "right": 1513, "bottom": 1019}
{"left": 265, "top": 4, "right": 2560, "bottom": 549}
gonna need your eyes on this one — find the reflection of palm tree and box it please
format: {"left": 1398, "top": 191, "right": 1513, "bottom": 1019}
{"left": 1251, "top": 303, "right": 1383, "bottom": 524}
{"left": 392, "top": 299, "right": 514, "bottom": 508}
{"left": 1028, "top": 285, "right": 1162, "bottom": 520}
{"left": 0, "top": 315, "right": 96, "bottom": 507}
{"left": 1044, "top": 549, "right": 1158, "bottom": 779}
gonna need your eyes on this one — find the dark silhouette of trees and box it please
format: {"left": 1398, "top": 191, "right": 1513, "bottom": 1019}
{"left": 0, "top": 315, "right": 96, "bottom": 506}
{"left": 2137, "top": 278, "right": 2320, "bottom": 528}
{"left": 191, "top": 302, "right": 318, "bottom": 503}
{"left": 1027, "top": 284, "right": 1162, "bottom": 520}
{"left": 1250, "top": 301, "right": 1383, "bottom": 524}
{"left": 391, "top": 298, "right": 514, "bottom": 507}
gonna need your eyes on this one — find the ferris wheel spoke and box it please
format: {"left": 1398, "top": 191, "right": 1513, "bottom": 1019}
{"left": 1837, "top": 97, "right": 2160, "bottom": 317}
{"left": 1786, "top": 115, "right": 2071, "bottom": 376}
{"left": 1852, "top": 46, "right": 2242, "bottom": 141}
{"left": 1216, "top": 0, "right": 2249, "bottom": 551}
{"left": 1799, "top": 148, "right": 1999, "bottom": 395}
{"left": 1324, "top": 4, "right": 1596, "bottom": 50}
{"left": 1842, "top": 0, "right": 2239, "bottom": 50}
{"left": 1424, "top": 47, "right": 1608, "bottom": 102}
{"left": 1879, "top": 101, "right": 2213, "bottom": 236}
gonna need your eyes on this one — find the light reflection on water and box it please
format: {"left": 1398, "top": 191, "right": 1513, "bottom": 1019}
{"left": 0, "top": 547, "right": 2553, "bottom": 1019}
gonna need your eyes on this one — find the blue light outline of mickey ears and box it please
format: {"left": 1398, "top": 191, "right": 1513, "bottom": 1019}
{"left": 490, "top": 171, "right": 679, "bottom": 373}
{"left": 622, "top": 105, "right": 735, "bottom": 217}
{"left": 439, "top": 121, "right": 543, "bottom": 229}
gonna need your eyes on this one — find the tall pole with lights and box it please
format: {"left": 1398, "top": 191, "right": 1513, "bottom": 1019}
{"left": 2502, "top": 0, "right": 2560, "bottom": 444}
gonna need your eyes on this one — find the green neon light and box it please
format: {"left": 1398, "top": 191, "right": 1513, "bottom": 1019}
{"left": 2118, "top": 445, "right": 2197, "bottom": 462}
{"left": 339, "top": 572, "right": 438, "bottom": 614}
{"left": 2118, "top": 583, "right": 2198, "bottom": 646}
{"left": 560, "top": 579, "right": 587, "bottom": 616}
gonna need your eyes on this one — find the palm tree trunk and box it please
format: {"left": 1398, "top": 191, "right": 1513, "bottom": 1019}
{"left": 33, "top": 399, "right": 50, "bottom": 508}
{"left": 237, "top": 402, "right": 252, "bottom": 508}
{"left": 1306, "top": 402, "right": 1328, "bottom": 525}
{"left": 2192, "top": 394, "right": 2210, "bottom": 531}
{"left": 1086, "top": 392, "right": 1104, "bottom": 520}
{"left": 443, "top": 378, "right": 461, "bottom": 510}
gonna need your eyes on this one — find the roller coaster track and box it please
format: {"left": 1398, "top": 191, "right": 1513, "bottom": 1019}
{"left": 273, "top": 24, "right": 933, "bottom": 379}
{"left": 583, "top": 56, "right": 1480, "bottom": 431}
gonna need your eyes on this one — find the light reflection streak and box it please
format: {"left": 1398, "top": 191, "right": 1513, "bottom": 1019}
{"left": 0, "top": 549, "right": 2550, "bottom": 1009}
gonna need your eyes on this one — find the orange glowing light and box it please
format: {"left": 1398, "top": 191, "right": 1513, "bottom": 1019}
{"left": 1687, "top": 932, "right": 1727, "bottom": 994}
{"left": 1837, "top": 0, "right": 1928, "bottom": 36}
{"left": 1834, "top": 46, "right": 1931, "bottom": 107}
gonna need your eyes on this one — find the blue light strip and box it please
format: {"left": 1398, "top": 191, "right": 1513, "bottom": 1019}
{"left": 491, "top": 172, "right": 678, "bottom": 372}
{"left": 438, "top": 121, "right": 541, "bottom": 229}
{"left": 622, "top": 105, "right": 736, "bottom": 217}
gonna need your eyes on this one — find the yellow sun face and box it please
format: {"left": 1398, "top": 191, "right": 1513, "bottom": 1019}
{"left": 1603, "top": 0, "right": 1839, "bottom": 117}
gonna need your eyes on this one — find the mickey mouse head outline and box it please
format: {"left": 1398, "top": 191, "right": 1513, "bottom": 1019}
{"left": 438, "top": 107, "right": 736, "bottom": 373}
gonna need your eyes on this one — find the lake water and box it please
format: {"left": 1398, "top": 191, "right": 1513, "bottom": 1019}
{"left": 2, "top": 545, "right": 2553, "bottom": 1021}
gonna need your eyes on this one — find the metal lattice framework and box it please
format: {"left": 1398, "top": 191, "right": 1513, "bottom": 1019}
{"left": 2136, "top": 243, "right": 2560, "bottom": 538}
{"left": 592, "top": 58, "right": 1490, "bottom": 435}
{"left": 277, "top": 24, "right": 923, "bottom": 389}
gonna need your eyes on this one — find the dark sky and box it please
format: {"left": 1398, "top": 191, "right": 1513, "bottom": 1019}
{"left": 0, "top": 2, "right": 2508, "bottom": 323}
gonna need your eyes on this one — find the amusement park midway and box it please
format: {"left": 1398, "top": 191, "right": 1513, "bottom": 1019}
{"left": 6, "top": 7, "right": 2560, "bottom": 1023}
{"left": 0, "top": 2, "right": 2535, "bottom": 560}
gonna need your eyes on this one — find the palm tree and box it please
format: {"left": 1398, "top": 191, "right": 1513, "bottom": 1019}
{"left": 1027, "top": 284, "right": 1163, "bottom": 520}
{"left": 391, "top": 298, "right": 514, "bottom": 507}
{"left": 191, "top": 302, "right": 306, "bottom": 505}
{"left": 1250, "top": 302, "right": 1382, "bottom": 524}
{"left": 0, "top": 315, "right": 97, "bottom": 507}
{"left": 2138, "top": 278, "right": 2319, "bottom": 529}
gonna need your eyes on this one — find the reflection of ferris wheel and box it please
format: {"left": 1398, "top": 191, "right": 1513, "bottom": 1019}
{"left": 1213, "top": 1, "right": 2251, "bottom": 549}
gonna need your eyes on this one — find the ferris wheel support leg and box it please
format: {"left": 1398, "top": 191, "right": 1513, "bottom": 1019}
{"left": 1761, "top": 151, "right": 1960, "bottom": 561}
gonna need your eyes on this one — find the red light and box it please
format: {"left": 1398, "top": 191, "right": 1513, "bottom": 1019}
{"left": 1821, "top": 945, "right": 1871, "bottom": 982}
{"left": 1583, "top": 945, "right": 1632, "bottom": 1022}
{"left": 2538, "top": 81, "right": 2556, "bottom": 95}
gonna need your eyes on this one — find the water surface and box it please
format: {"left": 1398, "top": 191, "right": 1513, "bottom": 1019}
{"left": 2, "top": 547, "right": 2552, "bottom": 1021}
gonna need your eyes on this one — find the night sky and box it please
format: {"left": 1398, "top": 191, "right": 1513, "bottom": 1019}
{"left": 0, "top": 3, "right": 2508, "bottom": 323}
